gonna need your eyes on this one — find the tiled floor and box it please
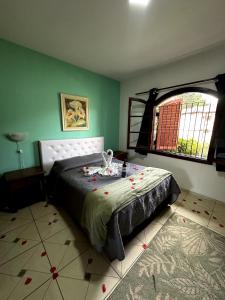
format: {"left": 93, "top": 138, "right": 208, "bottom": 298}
{"left": 0, "top": 190, "right": 224, "bottom": 300}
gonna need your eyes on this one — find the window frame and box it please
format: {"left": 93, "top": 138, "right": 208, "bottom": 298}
{"left": 127, "top": 87, "right": 220, "bottom": 164}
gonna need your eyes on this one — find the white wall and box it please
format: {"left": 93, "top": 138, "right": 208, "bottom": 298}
{"left": 120, "top": 42, "right": 225, "bottom": 203}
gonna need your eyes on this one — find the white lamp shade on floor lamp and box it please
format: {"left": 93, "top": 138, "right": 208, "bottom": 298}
{"left": 6, "top": 132, "right": 28, "bottom": 169}
{"left": 6, "top": 132, "right": 28, "bottom": 142}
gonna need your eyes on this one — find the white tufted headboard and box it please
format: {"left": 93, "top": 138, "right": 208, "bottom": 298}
{"left": 39, "top": 136, "right": 104, "bottom": 174}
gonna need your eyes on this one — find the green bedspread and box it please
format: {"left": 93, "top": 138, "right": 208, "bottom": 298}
{"left": 81, "top": 167, "right": 172, "bottom": 247}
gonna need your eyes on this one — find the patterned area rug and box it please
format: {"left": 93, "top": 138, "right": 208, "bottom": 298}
{"left": 108, "top": 213, "right": 225, "bottom": 300}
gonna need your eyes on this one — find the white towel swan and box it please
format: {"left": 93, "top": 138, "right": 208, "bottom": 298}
{"left": 101, "top": 149, "right": 113, "bottom": 168}
{"left": 83, "top": 149, "right": 121, "bottom": 177}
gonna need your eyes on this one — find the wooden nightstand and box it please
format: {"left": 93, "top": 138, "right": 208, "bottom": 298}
{"left": 2, "top": 166, "right": 45, "bottom": 212}
{"left": 113, "top": 151, "right": 128, "bottom": 161}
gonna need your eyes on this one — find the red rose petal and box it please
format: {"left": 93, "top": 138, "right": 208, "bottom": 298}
{"left": 204, "top": 211, "right": 209, "bottom": 215}
{"left": 104, "top": 192, "right": 109, "bottom": 195}
{"left": 102, "top": 284, "right": 106, "bottom": 293}
{"left": 92, "top": 188, "right": 97, "bottom": 192}
{"left": 129, "top": 178, "right": 134, "bottom": 182}
{"left": 48, "top": 222, "right": 52, "bottom": 225}
{"left": 198, "top": 198, "right": 202, "bottom": 201}
{"left": 50, "top": 267, "right": 56, "bottom": 273}
{"left": 41, "top": 251, "right": 47, "bottom": 257}
{"left": 193, "top": 202, "right": 197, "bottom": 204}
{"left": 192, "top": 209, "right": 196, "bottom": 213}
{"left": 132, "top": 183, "right": 136, "bottom": 185}
{"left": 21, "top": 240, "right": 27, "bottom": 245}
{"left": 52, "top": 272, "right": 59, "bottom": 280}
{"left": 141, "top": 173, "right": 144, "bottom": 175}
{"left": 143, "top": 243, "right": 149, "bottom": 250}
{"left": 140, "top": 178, "right": 143, "bottom": 180}
{"left": 219, "top": 224, "right": 224, "bottom": 228}
{"left": 25, "top": 277, "right": 32, "bottom": 285}
{"left": 131, "top": 186, "right": 135, "bottom": 190}
{"left": 196, "top": 211, "right": 200, "bottom": 214}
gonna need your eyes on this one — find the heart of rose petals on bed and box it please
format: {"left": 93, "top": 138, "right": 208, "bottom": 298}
{"left": 24, "top": 277, "right": 32, "bottom": 285}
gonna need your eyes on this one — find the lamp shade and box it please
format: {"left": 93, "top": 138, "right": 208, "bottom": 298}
{"left": 6, "top": 132, "right": 28, "bottom": 142}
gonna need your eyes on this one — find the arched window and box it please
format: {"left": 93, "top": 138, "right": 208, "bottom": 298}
{"left": 127, "top": 87, "right": 219, "bottom": 164}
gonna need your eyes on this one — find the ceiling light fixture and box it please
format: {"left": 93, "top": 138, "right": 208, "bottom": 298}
{"left": 129, "top": 0, "right": 150, "bottom": 6}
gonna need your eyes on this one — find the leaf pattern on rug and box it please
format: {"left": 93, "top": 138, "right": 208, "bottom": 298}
{"left": 126, "top": 284, "right": 143, "bottom": 300}
{"left": 155, "top": 292, "right": 178, "bottom": 300}
{"left": 181, "top": 231, "right": 209, "bottom": 255}
{"left": 108, "top": 213, "right": 225, "bottom": 300}
{"left": 138, "top": 254, "right": 176, "bottom": 277}
{"left": 154, "top": 235, "right": 178, "bottom": 252}
{"left": 161, "top": 277, "right": 201, "bottom": 296}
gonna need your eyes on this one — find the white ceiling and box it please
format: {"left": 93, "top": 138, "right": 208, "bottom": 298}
{"left": 0, "top": 0, "right": 225, "bottom": 80}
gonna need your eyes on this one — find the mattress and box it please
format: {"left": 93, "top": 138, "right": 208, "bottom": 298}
{"left": 48, "top": 153, "right": 180, "bottom": 260}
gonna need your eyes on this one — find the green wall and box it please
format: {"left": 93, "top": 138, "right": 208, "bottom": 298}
{"left": 0, "top": 39, "right": 120, "bottom": 174}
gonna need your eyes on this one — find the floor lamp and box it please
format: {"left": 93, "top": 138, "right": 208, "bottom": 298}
{"left": 6, "top": 132, "right": 28, "bottom": 169}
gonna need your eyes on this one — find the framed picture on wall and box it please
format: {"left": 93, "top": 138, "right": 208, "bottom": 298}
{"left": 60, "top": 93, "right": 89, "bottom": 131}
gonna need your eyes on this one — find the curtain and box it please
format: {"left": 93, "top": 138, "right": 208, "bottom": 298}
{"left": 215, "top": 73, "right": 225, "bottom": 171}
{"left": 135, "top": 88, "right": 158, "bottom": 155}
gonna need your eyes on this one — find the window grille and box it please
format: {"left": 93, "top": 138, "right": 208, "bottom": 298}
{"left": 127, "top": 91, "right": 219, "bottom": 163}
{"left": 152, "top": 93, "right": 218, "bottom": 160}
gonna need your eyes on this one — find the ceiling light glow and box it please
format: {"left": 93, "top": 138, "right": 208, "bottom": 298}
{"left": 129, "top": 0, "right": 150, "bottom": 6}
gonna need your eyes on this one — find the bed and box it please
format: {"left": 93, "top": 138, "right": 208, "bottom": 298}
{"left": 39, "top": 137, "right": 180, "bottom": 261}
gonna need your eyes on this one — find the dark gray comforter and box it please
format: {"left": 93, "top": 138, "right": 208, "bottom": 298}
{"left": 48, "top": 153, "right": 180, "bottom": 260}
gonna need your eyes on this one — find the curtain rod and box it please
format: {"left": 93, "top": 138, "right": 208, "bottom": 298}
{"left": 136, "top": 76, "right": 217, "bottom": 96}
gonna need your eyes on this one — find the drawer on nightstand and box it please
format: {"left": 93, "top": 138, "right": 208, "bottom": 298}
{"left": 2, "top": 166, "right": 45, "bottom": 212}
